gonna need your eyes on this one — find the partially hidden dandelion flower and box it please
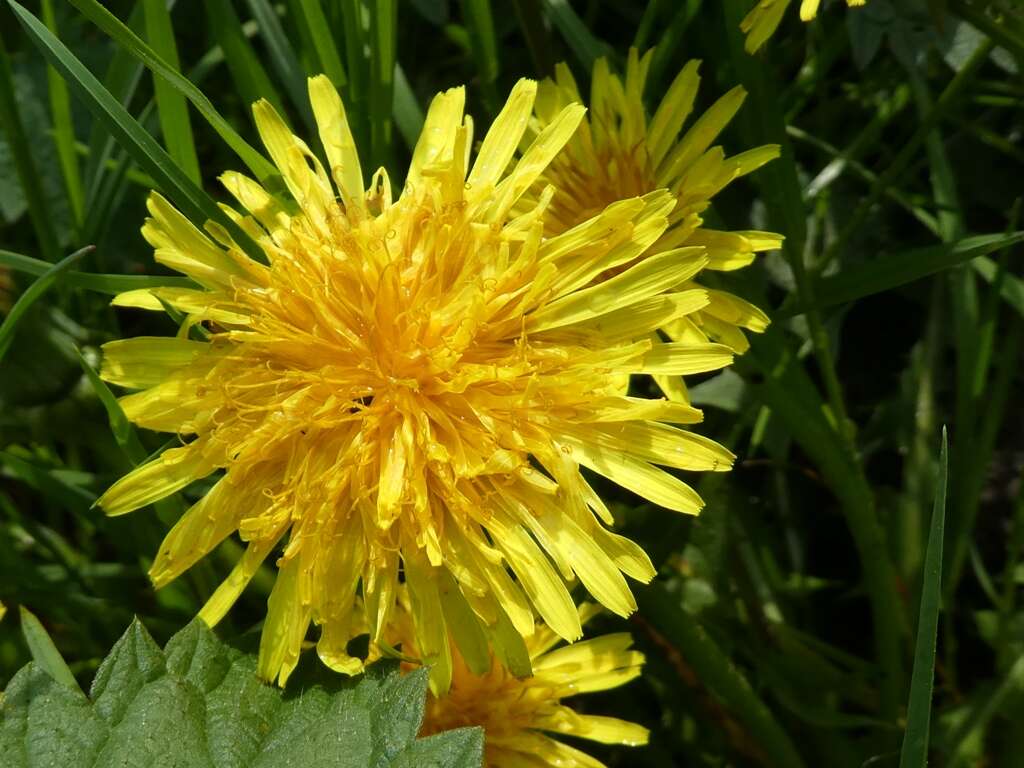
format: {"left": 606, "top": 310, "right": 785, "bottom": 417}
{"left": 389, "top": 599, "right": 648, "bottom": 768}
{"left": 742, "top": 0, "right": 867, "bottom": 53}
{"left": 97, "top": 75, "right": 738, "bottom": 688}
{"left": 524, "top": 49, "right": 779, "bottom": 406}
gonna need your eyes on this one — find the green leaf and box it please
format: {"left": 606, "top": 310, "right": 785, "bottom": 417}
{"left": 540, "top": 0, "right": 614, "bottom": 71}
{"left": 143, "top": 0, "right": 202, "bottom": 183}
{"left": 8, "top": 0, "right": 267, "bottom": 264}
{"left": 66, "top": 0, "right": 279, "bottom": 186}
{"left": 0, "top": 28, "right": 61, "bottom": 261}
{"left": 461, "top": 0, "right": 500, "bottom": 114}
{"left": 781, "top": 233, "right": 1024, "bottom": 317}
{"left": 0, "top": 246, "right": 90, "bottom": 364}
{"left": 74, "top": 347, "right": 148, "bottom": 465}
{"left": 41, "top": 0, "right": 85, "bottom": 230}
{"left": 290, "top": 0, "right": 348, "bottom": 90}
{"left": 203, "top": 0, "right": 288, "bottom": 117}
{"left": 899, "top": 428, "right": 948, "bottom": 768}
{"left": 0, "top": 248, "right": 194, "bottom": 294}
{"left": 0, "top": 618, "right": 484, "bottom": 768}
{"left": 18, "top": 606, "right": 81, "bottom": 692}
{"left": 243, "top": 0, "right": 316, "bottom": 130}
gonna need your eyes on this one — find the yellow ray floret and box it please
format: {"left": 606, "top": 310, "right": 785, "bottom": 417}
{"left": 97, "top": 75, "right": 737, "bottom": 689}
{"left": 524, "top": 48, "right": 778, "bottom": 372}
{"left": 742, "top": 0, "right": 868, "bottom": 53}
{"left": 387, "top": 599, "right": 648, "bottom": 768}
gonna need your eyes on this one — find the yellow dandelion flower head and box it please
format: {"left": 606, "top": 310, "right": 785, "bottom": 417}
{"left": 525, "top": 48, "right": 778, "bottom": 364}
{"left": 742, "top": 0, "right": 868, "bottom": 53}
{"left": 98, "top": 75, "right": 737, "bottom": 689}
{"left": 390, "top": 600, "right": 648, "bottom": 768}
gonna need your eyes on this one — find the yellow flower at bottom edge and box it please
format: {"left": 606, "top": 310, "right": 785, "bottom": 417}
{"left": 97, "top": 75, "right": 738, "bottom": 689}
{"left": 742, "top": 0, "right": 868, "bottom": 53}
{"left": 526, "top": 49, "right": 779, "bottom": 403}
{"left": 391, "top": 601, "right": 648, "bottom": 768}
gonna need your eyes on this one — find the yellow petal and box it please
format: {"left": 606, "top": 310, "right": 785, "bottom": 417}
{"left": 101, "top": 337, "right": 209, "bottom": 389}
{"left": 647, "top": 59, "right": 701, "bottom": 168}
{"left": 198, "top": 533, "right": 283, "bottom": 627}
{"left": 257, "top": 555, "right": 312, "bottom": 685}
{"left": 529, "top": 247, "right": 706, "bottom": 332}
{"left": 97, "top": 443, "right": 217, "bottom": 516}
{"left": 637, "top": 342, "right": 734, "bottom": 375}
{"left": 468, "top": 79, "right": 537, "bottom": 189}
{"left": 309, "top": 74, "right": 365, "bottom": 211}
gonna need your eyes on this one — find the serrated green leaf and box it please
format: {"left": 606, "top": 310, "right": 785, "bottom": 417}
{"left": 0, "top": 618, "right": 484, "bottom": 768}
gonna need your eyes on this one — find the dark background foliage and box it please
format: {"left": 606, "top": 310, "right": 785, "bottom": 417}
{"left": 1, "top": 1, "right": 1022, "bottom": 766}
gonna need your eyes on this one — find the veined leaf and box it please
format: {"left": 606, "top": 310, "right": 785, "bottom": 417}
{"left": 0, "top": 618, "right": 484, "bottom": 768}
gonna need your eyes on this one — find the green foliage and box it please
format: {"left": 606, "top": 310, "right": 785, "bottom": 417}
{"left": 0, "top": 617, "right": 482, "bottom": 768}
{"left": 1, "top": 0, "right": 1022, "bottom": 766}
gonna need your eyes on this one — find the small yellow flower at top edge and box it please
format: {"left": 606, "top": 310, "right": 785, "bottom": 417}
{"left": 742, "top": 0, "right": 869, "bottom": 53}
{"left": 96, "top": 75, "right": 738, "bottom": 691}
{"left": 521, "top": 48, "right": 780, "bottom": 403}
{"left": 383, "top": 596, "right": 648, "bottom": 768}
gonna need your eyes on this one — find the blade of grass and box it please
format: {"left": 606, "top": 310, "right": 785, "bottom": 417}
{"left": 243, "top": 0, "right": 315, "bottom": 130}
{"left": 18, "top": 605, "right": 81, "bottom": 692}
{"left": 204, "top": 0, "right": 286, "bottom": 113}
{"left": 512, "top": 0, "right": 555, "bottom": 76}
{"left": 41, "top": 0, "right": 85, "bottom": 232}
{"left": 0, "top": 246, "right": 91, "bottom": 364}
{"left": 814, "top": 40, "right": 993, "bottom": 276}
{"left": 74, "top": 347, "right": 147, "bottom": 465}
{"left": 143, "top": 0, "right": 201, "bottom": 183}
{"left": 540, "top": 0, "right": 615, "bottom": 71}
{"left": 974, "top": 255, "right": 1024, "bottom": 317}
{"left": 290, "top": 0, "right": 348, "bottom": 89}
{"left": 393, "top": 63, "right": 424, "bottom": 150}
{"left": 778, "top": 233, "right": 1024, "bottom": 316}
{"left": 462, "top": 0, "right": 500, "bottom": 114}
{"left": 898, "top": 428, "right": 948, "bottom": 768}
{"left": 0, "top": 29, "right": 61, "bottom": 262}
{"left": 68, "top": 0, "right": 279, "bottom": 185}
{"left": 10, "top": 0, "right": 266, "bottom": 263}
{"left": 1, "top": 248, "right": 194, "bottom": 293}
{"left": 81, "top": 0, "right": 146, "bottom": 205}
{"left": 368, "top": 0, "right": 397, "bottom": 172}
{"left": 637, "top": 583, "right": 806, "bottom": 768}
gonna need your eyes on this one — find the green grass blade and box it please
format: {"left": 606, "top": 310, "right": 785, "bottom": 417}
{"left": 368, "top": 0, "right": 397, "bottom": 171}
{"left": 75, "top": 347, "right": 148, "bottom": 464}
{"left": 41, "top": 0, "right": 85, "bottom": 231}
{"left": 780, "top": 233, "right": 1024, "bottom": 317}
{"left": 204, "top": 0, "right": 287, "bottom": 115}
{"left": 462, "top": 0, "right": 500, "bottom": 114}
{"left": 0, "top": 29, "right": 61, "bottom": 262}
{"left": 243, "top": 0, "right": 315, "bottom": 129}
{"left": 393, "top": 63, "right": 424, "bottom": 150}
{"left": 540, "top": 0, "right": 614, "bottom": 71}
{"left": 511, "top": 0, "right": 554, "bottom": 76}
{"left": 18, "top": 605, "right": 81, "bottom": 692}
{"left": 291, "top": 0, "right": 348, "bottom": 89}
{"left": 638, "top": 583, "right": 806, "bottom": 768}
{"left": 974, "top": 255, "right": 1024, "bottom": 318}
{"left": 9, "top": 0, "right": 266, "bottom": 263}
{"left": 0, "top": 246, "right": 91, "bottom": 364}
{"left": 143, "top": 0, "right": 201, "bottom": 183}
{"left": 0, "top": 248, "right": 194, "bottom": 293}
{"left": 81, "top": 1, "right": 145, "bottom": 204}
{"left": 67, "top": 0, "right": 278, "bottom": 185}
{"left": 899, "top": 428, "right": 948, "bottom": 768}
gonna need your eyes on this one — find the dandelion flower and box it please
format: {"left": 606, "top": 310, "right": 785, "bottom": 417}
{"left": 97, "top": 75, "right": 736, "bottom": 688}
{"left": 742, "top": 0, "right": 868, "bottom": 53}
{"left": 525, "top": 49, "right": 778, "bottom": 393}
{"left": 391, "top": 599, "right": 648, "bottom": 768}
